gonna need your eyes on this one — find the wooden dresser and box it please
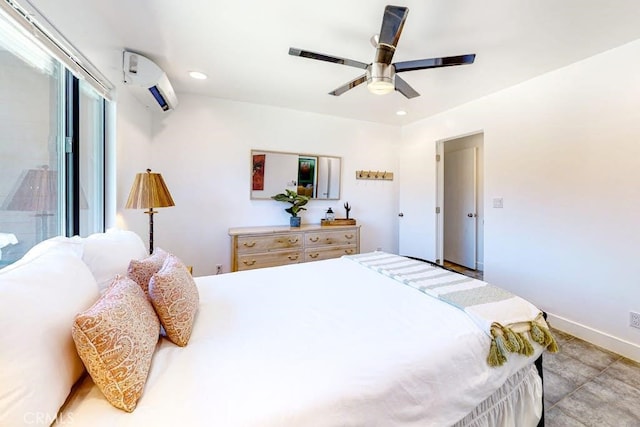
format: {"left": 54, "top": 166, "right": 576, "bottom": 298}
{"left": 229, "top": 224, "right": 360, "bottom": 272}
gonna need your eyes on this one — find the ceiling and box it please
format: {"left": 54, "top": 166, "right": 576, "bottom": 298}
{"left": 30, "top": 0, "right": 640, "bottom": 125}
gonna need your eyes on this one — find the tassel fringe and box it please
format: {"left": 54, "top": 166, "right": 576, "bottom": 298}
{"left": 487, "top": 317, "right": 559, "bottom": 367}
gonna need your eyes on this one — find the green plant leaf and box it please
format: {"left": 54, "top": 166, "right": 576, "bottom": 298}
{"left": 272, "top": 189, "right": 310, "bottom": 217}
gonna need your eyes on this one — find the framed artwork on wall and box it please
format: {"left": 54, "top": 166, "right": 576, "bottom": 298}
{"left": 252, "top": 154, "right": 265, "bottom": 190}
{"left": 298, "top": 156, "right": 317, "bottom": 198}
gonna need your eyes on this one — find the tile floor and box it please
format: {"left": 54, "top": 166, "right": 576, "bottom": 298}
{"left": 444, "top": 260, "right": 640, "bottom": 426}
{"left": 543, "top": 328, "right": 640, "bottom": 426}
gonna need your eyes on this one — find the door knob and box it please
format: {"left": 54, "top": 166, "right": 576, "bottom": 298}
{"left": 467, "top": 213, "right": 474, "bottom": 217}
{"left": 398, "top": 213, "right": 404, "bottom": 217}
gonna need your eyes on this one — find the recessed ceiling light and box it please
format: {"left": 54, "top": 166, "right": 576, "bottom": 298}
{"left": 189, "top": 71, "right": 207, "bottom": 80}
{"left": 396, "top": 110, "right": 407, "bottom": 116}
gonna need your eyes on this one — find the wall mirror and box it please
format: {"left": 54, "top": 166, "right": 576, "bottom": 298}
{"left": 250, "top": 150, "right": 341, "bottom": 200}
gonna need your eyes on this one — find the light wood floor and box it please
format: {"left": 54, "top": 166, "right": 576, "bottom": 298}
{"left": 442, "top": 260, "right": 483, "bottom": 280}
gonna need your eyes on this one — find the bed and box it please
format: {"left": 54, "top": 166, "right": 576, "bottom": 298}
{"left": 0, "top": 230, "right": 555, "bottom": 426}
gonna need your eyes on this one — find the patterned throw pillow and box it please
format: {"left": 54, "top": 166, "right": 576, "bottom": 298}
{"left": 127, "top": 247, "right": 169, "bottom": 295}
{"left": 72, "top": 275, "right": 160, "bottom": 412}
{"left": 149, "top": 254, "right": 199, "bottom": 347}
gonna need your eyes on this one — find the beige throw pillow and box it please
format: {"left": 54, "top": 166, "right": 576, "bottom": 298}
{"left": 149, "top": 254, "right": 199, "bottom": 347}
{"left": 127, "top": 247, "right": 169, "bottom": 295}
{"left": 72, "top": 275, "right": 160, "bottom": 412}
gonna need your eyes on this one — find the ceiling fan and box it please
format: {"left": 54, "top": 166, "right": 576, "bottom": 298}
{"left": 289, "top": 5, "right": 476, "bottom": 99}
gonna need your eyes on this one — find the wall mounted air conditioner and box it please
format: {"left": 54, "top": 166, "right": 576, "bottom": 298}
{"left": 123, "top": 51, "right": 178, "bottom": 113}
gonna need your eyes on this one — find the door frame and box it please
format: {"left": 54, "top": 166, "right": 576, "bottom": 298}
{"left": 435, "top": 130, "right": 484, "bottom": 267}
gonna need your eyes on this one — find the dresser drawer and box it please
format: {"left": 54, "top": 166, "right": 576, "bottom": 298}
{"left": 229, "top": 225, "right": 360, "bottom": 272}
{"left": 236, "top": 233, "right": 303, "bottom": 254}
{"left": 236, "top": 250, "right": 303, "bottom": 271}
{"left": 305, "top": 245, "right": 358, "bottom": 262}
{"left": 305, "top": 230, "right": 358, "bottom": 248}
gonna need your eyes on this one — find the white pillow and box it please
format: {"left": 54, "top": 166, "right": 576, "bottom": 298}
{"left": 0, "top": 249, "right": 99, "bottom": 426}
{"left": 0, "top": 236, "right": 85, "bottom": 276}
{"left": 22, "top": 235, "right": 85, "bottom": 261}
{"left": 82, "top": 229, "right": 148, "bottom": 292}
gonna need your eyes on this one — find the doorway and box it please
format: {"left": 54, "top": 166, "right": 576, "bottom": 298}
{"left": 436, "top": 133, "right": 484, "bottom": 273}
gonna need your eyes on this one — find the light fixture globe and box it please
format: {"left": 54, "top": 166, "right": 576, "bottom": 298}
{"left": 366, "top": 63, "right": 395, "bottom": 95}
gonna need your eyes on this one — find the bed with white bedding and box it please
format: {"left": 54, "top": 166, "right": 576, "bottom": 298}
{"left": 59, "top": 255, "right": 548, "bottom": 426}
{"left": 0, "top": 230, "right": 554, "bottom": 427}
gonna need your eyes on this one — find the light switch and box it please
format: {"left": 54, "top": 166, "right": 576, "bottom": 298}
{"left": 492, "top": 198, "right": 504, "bottom": 208}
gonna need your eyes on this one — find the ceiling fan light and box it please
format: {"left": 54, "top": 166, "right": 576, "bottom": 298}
{"left": 366, "top": 62, "right": 395, "bottom": 95}
{"left": 367, "top": 78, "right": 394, "bottom": 95}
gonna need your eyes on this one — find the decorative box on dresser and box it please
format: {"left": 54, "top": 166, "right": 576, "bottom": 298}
{"left": 229, "top": 224, "right": 360, "bottom": 272}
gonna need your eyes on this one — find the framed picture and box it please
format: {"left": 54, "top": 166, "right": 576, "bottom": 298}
{"left": 252, "top": 154, "right": 265, "bottom": 190}
{"left": 298, "top": 156, "right": 317, "bottom": 198}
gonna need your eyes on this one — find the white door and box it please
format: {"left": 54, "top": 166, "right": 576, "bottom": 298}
{"left": 443, "top": 147, "right": 476, "bottom": 269}
{"left": 398, "top": 140, "right": 437, "bottom": 261}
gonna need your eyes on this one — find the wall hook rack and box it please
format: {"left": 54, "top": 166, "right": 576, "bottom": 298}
{"left": 355, "top": 170, "right": 394, "bottom": 181}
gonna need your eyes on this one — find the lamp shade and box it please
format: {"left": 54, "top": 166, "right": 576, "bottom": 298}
{"left": 6, "top": 166, "right": 57, "bottom": 212}
{"left": 125, "top": 169, "right": 175, "bottom": 210}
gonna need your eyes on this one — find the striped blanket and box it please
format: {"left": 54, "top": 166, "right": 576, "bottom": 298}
{"left": 344, "top": 252, "right": 558, "bottom": 367}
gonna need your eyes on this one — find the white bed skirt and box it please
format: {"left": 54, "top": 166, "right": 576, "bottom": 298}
{"left": 454, "top": 364, "right": 542, "bottom": 427}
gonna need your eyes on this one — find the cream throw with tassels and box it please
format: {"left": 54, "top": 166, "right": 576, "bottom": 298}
{"left": 344, "top": 252, "right": 558, "bottom": 367}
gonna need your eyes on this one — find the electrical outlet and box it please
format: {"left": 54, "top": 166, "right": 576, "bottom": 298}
{"left": 630, "top": 312, "right": 640, "bottom": 329}
{"left": 216, "top": 264, "right": 222, "bottom": 275}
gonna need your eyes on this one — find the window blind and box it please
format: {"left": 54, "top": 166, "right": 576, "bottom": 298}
{"left": 0, "top": 0, "right": 114, "bottom": 100}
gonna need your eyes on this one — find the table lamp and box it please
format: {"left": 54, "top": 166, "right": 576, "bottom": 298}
{"left": 6, "top": 165, "right": 56, "bottom": 242}
{"left": 125, "top": 169, "right": 174, "bottom": 254}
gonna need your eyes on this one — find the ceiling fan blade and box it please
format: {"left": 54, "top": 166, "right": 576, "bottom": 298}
{"left": 329, "top": 74, "right": 367, "bottom": 96}
{"left": 394, "top": 75, "right": 420, "bottom": 99}
{"left": 375, "top": 6, "right": 409, "bottom": 64}
{"left": 394, "top": 54, "right": 476, "bottom": 73}
{"left": 289, "top": 48, "right": 369, "bottom": 70}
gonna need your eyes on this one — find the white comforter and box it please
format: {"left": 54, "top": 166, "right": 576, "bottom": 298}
{"left": 59, "top": 257, "right": 542, "bottom": 426}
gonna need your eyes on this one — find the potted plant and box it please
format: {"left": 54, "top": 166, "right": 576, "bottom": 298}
{"left": 271, "top": 189, "right": 310, "bottom": 227}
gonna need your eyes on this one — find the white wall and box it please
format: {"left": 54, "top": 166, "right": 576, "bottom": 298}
{"left": 149, "top": 94, "right": 401, "bottom": 275}
{"left": 402, "top": 39, "right": 640, "bottom": 361}
{"left": 110, "top": 90, "right": 153, "bottom": 234}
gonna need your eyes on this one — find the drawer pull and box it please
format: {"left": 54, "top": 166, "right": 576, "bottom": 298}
{"left": 289, "top": 237, "right": 299, "bottom": 244}
{"left": 309, "top": 253, "right": 319, "bottom": 259}
{"left": 288, "top": 255, "right": 299, "bottom": 260}
{"left": 243, "top": 241, "right": 256, "bottom": 248}
{"left": 345, "top": 234, "right": 354, "bottom": 239}
{"left": 309, "top": 236, "right": 319, "bottom": 242}
{"left": 242, "top": 259, "right": 256, "bottom": 266}
{"left": 344, "top": 249, "right": 355, "bottom": 254}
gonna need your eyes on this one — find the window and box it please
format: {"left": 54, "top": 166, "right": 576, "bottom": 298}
{"left": 0, "top": 5, "right": 108, "bottom": 266}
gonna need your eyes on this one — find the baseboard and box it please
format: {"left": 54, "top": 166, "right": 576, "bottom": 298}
{"left": 547, "top": 313, "right": 640, "bottom": 363}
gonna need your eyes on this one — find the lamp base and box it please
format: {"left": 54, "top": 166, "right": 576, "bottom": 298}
{"left": 144, "top": 209, "right": 157, "bottom": 254}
